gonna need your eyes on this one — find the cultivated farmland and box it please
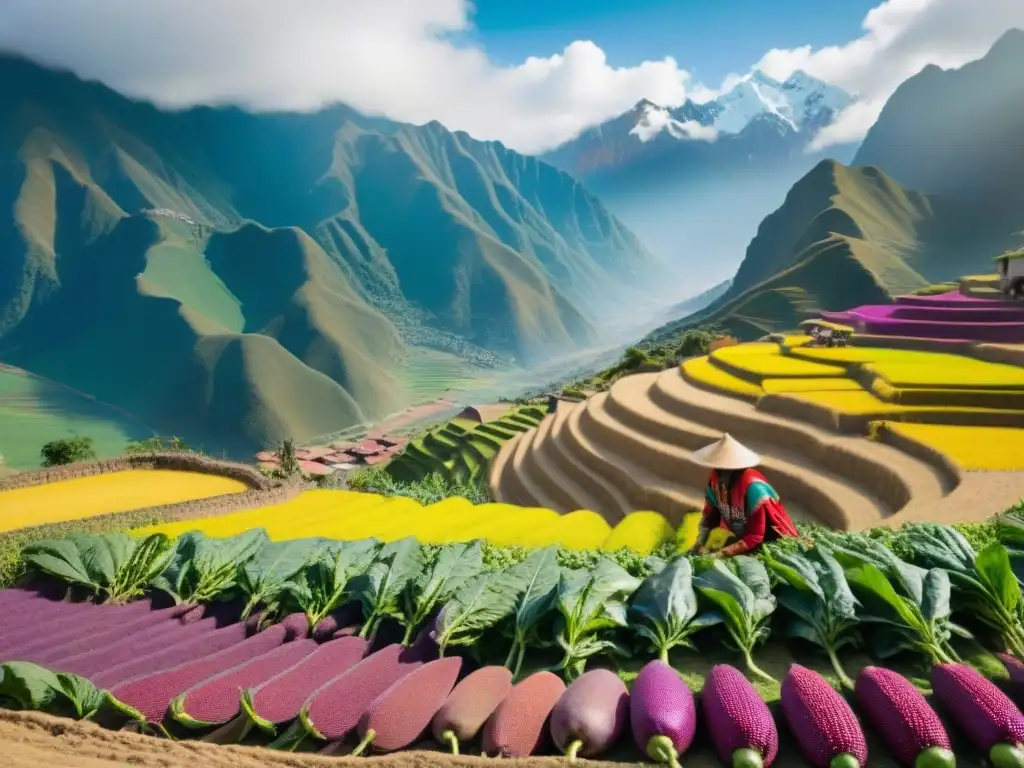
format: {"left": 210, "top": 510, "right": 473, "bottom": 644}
{"left": 0, "top": 470, "right": 251, "bottom": 533}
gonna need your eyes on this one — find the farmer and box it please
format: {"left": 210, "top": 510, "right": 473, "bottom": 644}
{"left": 686, "top": 433, "right": 798, "bottom": 558}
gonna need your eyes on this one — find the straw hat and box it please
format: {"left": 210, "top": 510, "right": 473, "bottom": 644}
{"left": 691, "top": 433, "right": 761, "bottom": 470}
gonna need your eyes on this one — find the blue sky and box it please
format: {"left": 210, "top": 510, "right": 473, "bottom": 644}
{"left": 469, "top": 0, "right": 880, "bottom": 84}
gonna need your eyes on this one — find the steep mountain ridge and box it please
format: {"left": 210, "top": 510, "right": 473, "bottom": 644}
{"left": 854, "top": 27, "right": 1024, "bottom": 224}
{"left": 644, "top": 160, "right": 1003, "bottom": 342}
{"left": 0, "top": 54, "right": 669, "bottom": 454}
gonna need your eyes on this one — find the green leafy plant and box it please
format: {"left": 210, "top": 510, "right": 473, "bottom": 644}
{"left": 153, "top": 529, "right": 267, "bottom": 605}
{"left": 896, "top": 523, "right": 1024, "bottom": 658}
{"left": 502, "top": 547, "right": 560, "bottom": 679}
{"left": 843, "top": 561, "right": 961, "bottom": 665}
{"left": 763, "top": 547, "right": 860, "bottom": 687}
{"left": 352, "top": 537, "right": 424, "bottom": 640}
{"left": 236, "top": 539, "right": 323, "bottom": 620}
{"left": 433, "top": 567, "right": 528, "bottom": 656}
{"left": 555, "top": 558, "right": 642, "bottom": 680}
{"left": 21, "top": 532, "right": 175, "bottom": 604}
{"left": 629, "top": 557, "right": 722, "bottom": 663}
{"left": 401, "top": 541, "right": 483, "bottom": 644}
{"left": 40, "top": 436, "right": 95, "bottom": 467}
{"left": 0, "top": 661, "right": 105, "bottom": 719}
{"left": 281, "top": 538, "right": 380, "bottom": 628}
{"left": 693, "top": 556, "right": 777, "bottom": 682}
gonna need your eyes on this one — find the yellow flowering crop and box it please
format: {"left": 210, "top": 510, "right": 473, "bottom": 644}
{"left": 762, "top": 377, "right": 864, "bottom": 394}
{"left": 1, "top": 470, "right": 248, "bottom": 534}
{"left": 711, "top": 347, "right": 846, "bottom": 379}
{"left": 601, "top": 511, "right": 674, "bottom": 555}
{"left": 866, "top": 360, "right": 1024, "bottom": 389}
{"left": 529, "top": 510, "right": 612, "bottom": 550}
{"left": 681, "top": 357, "right": 762, "bottom": 398}
{"left": 878, "top": 423, "right": 1024, "bottom": 470}
{"left": 674, "top": 512, "right": 702, "bottom": 551}
{"left": 788, "top": 346, "right": 951, "bottom": 366}
{"left": 466, "top": 507, "right": 561, "bottom": 547}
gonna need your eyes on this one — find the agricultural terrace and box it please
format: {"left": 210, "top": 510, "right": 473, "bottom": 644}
{"left": 386, "top": 407, "right": 546, "bottom": 486}
{"left": 820, "top": 290, "right": 1024, "bottom": 343}
{"left": 491, "top": 332, "right": 1024, "bottom": 532}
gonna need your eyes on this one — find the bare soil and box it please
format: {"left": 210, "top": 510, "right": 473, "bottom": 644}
{"left": 0, "top": 710, "right": 627, "bottom": 768}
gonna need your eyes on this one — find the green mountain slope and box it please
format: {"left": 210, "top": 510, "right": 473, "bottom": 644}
{"left": 0, "top": 55, "right": 669, "bottom": 457}
{"left": 645, "top": 160, "right": 1004, "bottom": 342}
{"left": 854, "top": 28, "right": 1024, "bottom": 226}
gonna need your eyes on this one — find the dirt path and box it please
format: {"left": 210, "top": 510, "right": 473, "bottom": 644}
{"left": 0, "top": 710, "right": 627, "bottom": 768}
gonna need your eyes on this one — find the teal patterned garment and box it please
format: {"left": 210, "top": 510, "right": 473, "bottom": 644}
{"left": 704, "top": 475, "right": 779, "bottom": 533}
{"left": 745, "top": 480, "right": 778, "bottom": 513}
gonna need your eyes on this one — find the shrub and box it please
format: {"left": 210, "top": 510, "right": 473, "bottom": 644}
{"left": 561, "top": 387, "right": 586, "bottom": 399}
{"left": 124, "top": 436, "right": 191, "bottom": 454}
{"left": 40, "top": 436, "right": 96, "bottom": 467}
{"left": 346, "top": 467, "right": 491, "bottom": 505}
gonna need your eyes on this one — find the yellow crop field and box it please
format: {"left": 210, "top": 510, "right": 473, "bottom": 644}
{"left": 681, "top": 357, "right": 762, "bottom": 398}
{"left": 780, "top": 335, "right": 814, "bottom": 348}
{"left": 601, "top": 511, "right": 674, "bottom": 554}
{"left": 133, "top": 490, "right": 681, "bottom": 553}
{"left": 788, "top": 347, "right": 957, "bottom": 366}
{"left": 866, "top": 360, "right": 1024, "bottom": 390}
{"left": 878, "top": 423, "right": 1024, "bottom": 470}
{"left": 711, "top": 347, "right": 846, "bottom": 378}
{"left": 791, "top": 390, "right": 939, "bottom": 414}
{"left": 0, "top": 470, "right": 249, "bottom": 533}
{"left": 762, "top": 377, "right": 864, "bottom": 394}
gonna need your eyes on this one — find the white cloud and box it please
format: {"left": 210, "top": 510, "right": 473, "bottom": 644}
{"left": 1, "top": 0, "right": 1021, "bottom": 154}
{"left": 749, "top": 0, "right": 1024, "bottom": 149}
{"left": 0, "top": 0, "right": 701, "bottom": 154}
{"left": 629, "top": 107, "right": 719, "bottom": 143}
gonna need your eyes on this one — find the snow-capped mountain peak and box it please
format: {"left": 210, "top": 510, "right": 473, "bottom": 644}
{"left": 620, "top": 70, "right": 853, "bottom": 144}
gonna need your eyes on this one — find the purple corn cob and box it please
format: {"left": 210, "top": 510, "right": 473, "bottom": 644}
{"left": 551, "top": 668, "right": 629, "bottom": 760}
{"left": 51, "top": 616, "right": 219, "bottom": 678}
{"left": 10, "top": 603, "right": 191, "bottom": 663}
{"left": 781, "top": 664, "right": 867, "bottom": 768}
{"left": 630, "top": 660, "right": 697, "bottom": 767}
{"left": 0, "top": 601, "right": 117, "bottom": 650}
{"left": 854, "top": 667, "right": 952, "bottom": 768}
{"left": 299, "top": 642, "right": 433, "bottom": 742}
{"left": 932, "top": 663, "right": 1024, "bottom": 768}
{"left": 105, "top": 622, "right": 293, "bottom": 723}
{"left": 90, "top": 620, "right": 249, "bottom": 689}
{"left": 242, "top": 636, "right": 369, "bottom": 735}
{"left": 312, "top": 602, "right": 363, "bottom": 642}
{"left": 171, "top": 639, "right": 318, "bottom": 727}
{"left": 703, "top": 664, "right": 779, "bottom": 768}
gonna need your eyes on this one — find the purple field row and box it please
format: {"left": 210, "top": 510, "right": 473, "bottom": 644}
{"left": 894, "top": 291, "right": 1018, "bottom": 308}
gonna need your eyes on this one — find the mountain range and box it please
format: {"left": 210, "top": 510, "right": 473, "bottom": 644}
{"left": 540, "top": 70, "right": 858, "bottom": 288}
{"left": 0, "top": 54, "right": 671, "bottom": 456}
{"left": 646, "top": 29, "right": 1024, "bottom": 344}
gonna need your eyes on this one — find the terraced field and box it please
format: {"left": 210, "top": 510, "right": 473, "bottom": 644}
{"left": 387, "top": 407, "right": 546, "bottom": 485}
{"left": 490, "top": 333, "right": 1024, "bottom": 529}
{"left": 135, "top": 488, "right": 702, "bottom": 554}
{"left": 821, "top": 290, "right": 1024, "bottom": 342}
{"left": 0, "top": 470, "right": 251, "bottom": 533}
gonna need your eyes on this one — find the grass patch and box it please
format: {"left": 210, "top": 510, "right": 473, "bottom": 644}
{"left": 345, "top": 466, "right": 491, "bottom": 505}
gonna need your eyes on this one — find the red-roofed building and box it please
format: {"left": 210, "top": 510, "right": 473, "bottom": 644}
{"left": 363, "top": 454, "right": 391, "bottom": 466}
{"left": 297, "top": 459, "right": 334, "bottom": 476}
{"left": 350, "top": 441, "right": 384, "bottom": 456}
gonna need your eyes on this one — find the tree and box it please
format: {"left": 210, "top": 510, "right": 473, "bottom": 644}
{"left": 278, "top": 439, "right": 300, "bottom": 477}
{"left": 40, "top": 437, "right": 96, "bottom": 467}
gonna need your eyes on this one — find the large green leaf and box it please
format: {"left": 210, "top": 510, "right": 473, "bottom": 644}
{"left": 22, "top": 533, "right": 174, "bottom": 603}
{"left": 402, "top": 541, "right": 484, "bottom": 643}
{"left": 0, "top": 662, "right": 104, "bottom": 719}
{"left": 629, "top": 557, "right": 721, "bottom": 663}
{"left": 281, "top": 538, "right": 380, "bottom": 627}
{"left": 352, "top": 537, "right": 424, "bottom": 639}
{"left": 433, "top": 568, "right": 528, "bottom": 655}
{"left": 555, "top": 558, "right": 642, "bottom": 680}
{"left": 693, "top": 557, "right": 776, "bottom": 681}
{"left": 153, "top": 529, "right": 268, "bottom": 604}
{"left": 501, "top": 547, "right": 560, "bottom": 679}
{"left": 237, "top": 538, "right": 323, "bottom": 620}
